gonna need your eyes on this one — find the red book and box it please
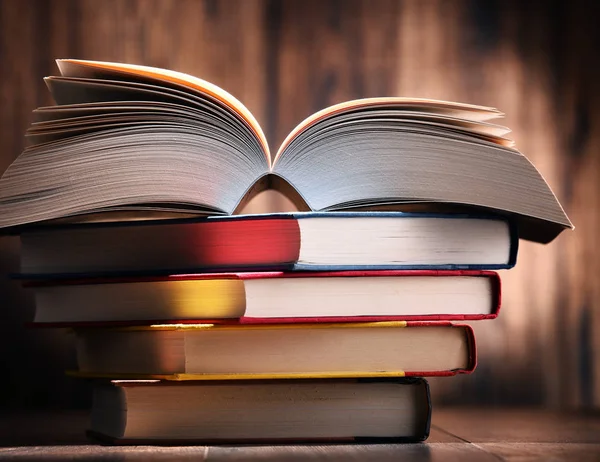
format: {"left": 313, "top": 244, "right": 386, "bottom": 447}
{"left": 18, "top": 212, "right": 517, "bottom": 277}
{"left": 29, "top": 270, "right": 501, "bottom": 326}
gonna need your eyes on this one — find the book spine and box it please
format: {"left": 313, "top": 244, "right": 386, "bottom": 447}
{"left": 507, "top": 219, "right": 519, "bottom": 268}
{"left": 86, "top": 431, "right": 427, "bottom": 445}
{"left": 492, "top": 272, "right": 502, "bottom": 318}
{"left": 291, "top": 263, "right": 514, "bottom": 271}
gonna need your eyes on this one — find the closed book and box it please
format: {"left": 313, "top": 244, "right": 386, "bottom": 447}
{"left": 17, "top": 212, "right": 517, "bottom": 277}
{"left": 88, "top": 378, "right": 431, "bottom": 444}
{"left": 29, "top": 270, "right": 501, "bottom": 325}
{"left": 71, "top": 321, "right": 476, "bottom": 379}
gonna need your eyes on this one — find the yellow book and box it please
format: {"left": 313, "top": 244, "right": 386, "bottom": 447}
{"left": 70, "top": 321, "right": 476, "bottom": 380}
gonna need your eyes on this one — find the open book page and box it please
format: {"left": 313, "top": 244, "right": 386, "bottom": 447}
{"left": 275, "top": 97, "right": 506, "bottom": 163}
{"left": 56, "top": 59, "right": 270, "bottom": 165}
{"left": 0, "top": 59, "right": 572, "bottom": 241}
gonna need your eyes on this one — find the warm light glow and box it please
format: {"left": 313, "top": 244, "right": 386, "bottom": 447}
{"left": 149, "top": 323, "right": 216, "bottom": 329}
{"left": 275, "top": 97, "right": 504, "bottom": 164}
{"left": 157, "top": 279, "right": 246, "bottom": 319}
{"left": 57, "top": 59, "right": 271, "bottom": 164}
{"left": 110, "top": 380, "right": 161, "bottom": 384}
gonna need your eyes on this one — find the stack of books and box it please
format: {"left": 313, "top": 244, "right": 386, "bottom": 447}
{"left": 0, "top": 60, "right": 572, "bottom": 444}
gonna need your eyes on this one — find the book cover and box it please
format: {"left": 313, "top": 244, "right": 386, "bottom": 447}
{"left": 15, "top": 212, "right": 518, "bottom": 278}
{"left": 69, "top": 321, "right": 477, "bottom": 380}
{"left": 86, "top": 377, "right": 432, "bottom": 444}
{"left": 28, "top": 270, "right": 501, "bottom": 325}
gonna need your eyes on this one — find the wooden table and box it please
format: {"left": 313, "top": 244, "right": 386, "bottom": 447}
{"left": 1, "top": 408, "right": 600, "bottom": 460}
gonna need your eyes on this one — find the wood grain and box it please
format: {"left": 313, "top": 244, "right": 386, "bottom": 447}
{"left": 0, "top": 0, "right": 598, "bottom": 409}
{"left": 2, "top": 409, "right": 600, "bottom": 460}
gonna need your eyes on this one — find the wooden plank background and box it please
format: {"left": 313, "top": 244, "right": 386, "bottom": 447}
{"left": 0, "top": 0, "right": 597, "bottom": 409}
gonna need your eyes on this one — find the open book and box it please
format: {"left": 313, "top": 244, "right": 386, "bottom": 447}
{"left": 0, "top": 59, "right": 572, "bottom": 242}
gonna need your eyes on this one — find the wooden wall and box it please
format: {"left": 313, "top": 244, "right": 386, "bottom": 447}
{"left": 0, "top": 0, "right": 598, "bottom": 409}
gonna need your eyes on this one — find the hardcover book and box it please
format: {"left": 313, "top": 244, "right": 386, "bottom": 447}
{"left": 18, "top": 212, "right": 517, "bottom": 276}
{"left": 89, "top": 378, "right": 432, "bottom": 444}
{"left": 29, "top": 270, "right": 501, "bottom": 324}
{"left": 71, "top": 321, "right": 476, "bottom": 379}
{"left": 0, "top": 59, "right": 572, "bottom": 243}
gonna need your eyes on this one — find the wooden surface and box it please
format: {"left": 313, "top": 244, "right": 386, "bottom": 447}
{"left": 1, "top": 408, "right": 600, "bottom": 461}
{"left": 0, "top": 0, "right": 599, "bottom": 409}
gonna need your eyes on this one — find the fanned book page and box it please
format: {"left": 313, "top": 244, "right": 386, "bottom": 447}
{"left": 0, "top": 59, "right": 572, "bottom": 243}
